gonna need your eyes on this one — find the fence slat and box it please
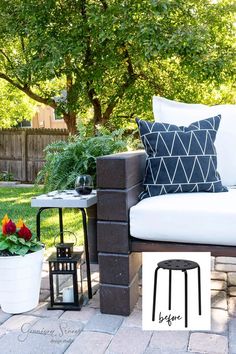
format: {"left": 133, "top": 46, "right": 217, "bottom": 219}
{"left": 0, "top": 128, "right": 69, "bottom": 182}
{"left": 21, "top": 130, "right": 27, "bottom": 181}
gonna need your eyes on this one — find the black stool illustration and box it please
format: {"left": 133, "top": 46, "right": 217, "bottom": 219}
{"left": 152, "top": 259, "right": 201, "bottom": 328}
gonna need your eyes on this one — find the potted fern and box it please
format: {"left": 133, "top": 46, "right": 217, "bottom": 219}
{"left": 0, "top": 215, "right": 44, "bottom": 314}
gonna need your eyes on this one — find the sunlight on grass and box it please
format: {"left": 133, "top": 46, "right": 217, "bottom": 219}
{"left": 0, "top": 187, "right": 83, "bottom": 249}
{"left": 39, "top": 209, "right": 83, "bottom": 247}
{"left": 0, "top": 196, "right": 18, "bottom": 202}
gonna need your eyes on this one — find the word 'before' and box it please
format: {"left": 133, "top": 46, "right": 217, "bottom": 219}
{"left": 159, "top": 312, "right": 182, "bottom": 327}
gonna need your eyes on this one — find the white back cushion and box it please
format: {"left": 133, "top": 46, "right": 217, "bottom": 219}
{"left": 153, "top": 96, "right": 236, "bottom": 186}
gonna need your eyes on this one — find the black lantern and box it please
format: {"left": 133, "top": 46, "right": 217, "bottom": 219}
{"left": 47, "top": 243, "right": 84, "bottom": 310}
{"left": 56, "top": 242, "right": 73, "bottom": 258}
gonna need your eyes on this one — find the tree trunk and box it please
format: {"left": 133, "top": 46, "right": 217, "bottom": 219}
{"left": 93, "top": 100, "right": 102, "bottom": 127}
{"left": 95, "top": 104, "right": 115, "bottom": 127}
{"left": 63, "top": 112, "right": 77, "bottom": 135}
{"left": 93, "top": 103, "right": 114, "bottom": 130}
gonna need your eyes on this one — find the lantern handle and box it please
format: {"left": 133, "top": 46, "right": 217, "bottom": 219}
{"left": 54, "top": 230, "right": 77, "bottom": 245}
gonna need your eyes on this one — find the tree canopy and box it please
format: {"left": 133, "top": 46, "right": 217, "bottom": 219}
{"left": 0, "top": 0, "right": 235, "bottom": 133}
{"left": 0, "top": 81, "right": 35, "bottom": 128}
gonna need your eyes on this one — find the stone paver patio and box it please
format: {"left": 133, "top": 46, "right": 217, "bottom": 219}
{"left": 0, "top": 256, "right": 236, "bottom": 353}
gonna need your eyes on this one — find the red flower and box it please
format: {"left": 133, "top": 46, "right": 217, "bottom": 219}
{"left": 17, "top": 225, "right": 32, "bottom": 241}
{"left": 2, "top": 223, "right": 7, "bottom": 235}
{"left": 3, "top": 219, "right": 16, "bottom": 235}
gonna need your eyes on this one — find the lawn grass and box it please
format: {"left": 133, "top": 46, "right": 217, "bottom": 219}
{"left": 0, "top": 186, "right": 83, "bottom": 248}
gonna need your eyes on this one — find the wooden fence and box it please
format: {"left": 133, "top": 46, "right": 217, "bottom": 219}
{"left": 0, "top": 128, "right": 69, "bottom": 182}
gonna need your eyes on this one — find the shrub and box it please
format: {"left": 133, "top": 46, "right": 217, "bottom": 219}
{"left": 36, "top": 128, "right": 134, "bottom": 191}
{"left": 0, "top": 171, "right": 14, "bottom": 181}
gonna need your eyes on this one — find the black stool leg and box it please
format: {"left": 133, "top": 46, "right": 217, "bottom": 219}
{"left": 80, "top": 208, "right": 92, "bottom": 299}
{"left": 197, "top": 265, "right": 202, "bottom": 316}
{"left": 152, "top": 267, "right": 159, "bottom": 321}
{"left": 58, "top": 208, "right": 63, "bottom": 243}
{"left": 169, "top": 269, "right": 172, "bottom": 310}
{"left": 36, "top": 208, "right": 43, "bottom": 241}
{"left": 184, "top": 270, "right": 188, "bottom": 328}
{"left": 36, "top": 207, "right": 50, "bottom": 241}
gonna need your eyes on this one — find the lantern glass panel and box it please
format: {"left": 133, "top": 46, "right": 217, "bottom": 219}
{"left": 52, "top": 274, "right": 74, "bottom": 303}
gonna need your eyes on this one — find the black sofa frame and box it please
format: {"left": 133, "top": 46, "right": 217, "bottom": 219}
{"left": 96, "top": 151, "right": 236, "bottom": 316}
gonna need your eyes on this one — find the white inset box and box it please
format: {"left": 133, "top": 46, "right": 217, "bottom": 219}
{"left": 142, "top": 252, "right": 211, "bottom": 331}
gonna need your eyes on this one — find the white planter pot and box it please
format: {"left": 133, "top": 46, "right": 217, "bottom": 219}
{"left": 0, "top": 248, "right": 44, "bottom": 314}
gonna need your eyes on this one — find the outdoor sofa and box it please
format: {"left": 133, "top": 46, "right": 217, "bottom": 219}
{"left": 96, "top": 97, "right": 236, "bottom": 316}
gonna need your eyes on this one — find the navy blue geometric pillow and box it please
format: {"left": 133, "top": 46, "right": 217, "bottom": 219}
{"left": 136, "top": 116, "right": 227, "bottom": 200}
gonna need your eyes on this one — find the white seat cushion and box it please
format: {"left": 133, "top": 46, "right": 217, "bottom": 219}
{"left": 152, "top": 96, "right": 236, "bottom": 186}
{"left": 130, "top": 188, "right": 236, "bottom": 246}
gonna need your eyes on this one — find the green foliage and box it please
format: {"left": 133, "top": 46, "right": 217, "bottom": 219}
{"left": 0, "top": 0, "right": 235, "bottom": 133}
{"left": 36, "top": 127, "right": 132, "bottom": 191}
{"left": 0, "top": 234, "right": 42, "bottom": 256}
{"left": 0, "top": 215, "right": 42, "bottom": 256}
{"left": 0, "top": 81, "right": 36, "bottom": 128}
{"left": 0, "top": 171, "right": 14, "bottom": 181}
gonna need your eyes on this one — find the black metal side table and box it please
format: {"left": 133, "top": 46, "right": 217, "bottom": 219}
{"left": 152, "top": 259, "right": 201, "bottom": 328}
{"left": 31, "top": 190, "right": 97, "bottom": 300}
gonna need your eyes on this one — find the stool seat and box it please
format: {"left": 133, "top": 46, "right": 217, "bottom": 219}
{"left": 152, "top": 258, "right": 201, "bottom": 328}
{"left": 158, "top": 259, "right": 199, "bottom": 271}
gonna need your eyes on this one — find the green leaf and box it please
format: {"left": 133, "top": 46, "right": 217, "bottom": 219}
{"left": 8, "top": 244, "right": 21, "bottom": 254}
{"left": 15, "top": 246, "right": 29, "bottom": 256}
{"left": 18, "top": 238, "right": 26, "bottom": 245}
{"left": 8, "top": 235, "right": 18, "bottom": 244}
{"left": 0, "top": 240, "right": 10, "bottom": 250}
{"left": 29, "top": 245, "right": 42, "bottom": 252}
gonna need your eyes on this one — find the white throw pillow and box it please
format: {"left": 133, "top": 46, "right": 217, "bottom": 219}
{"left": 153, "top": 96, "right": 236, "bottom": 186}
